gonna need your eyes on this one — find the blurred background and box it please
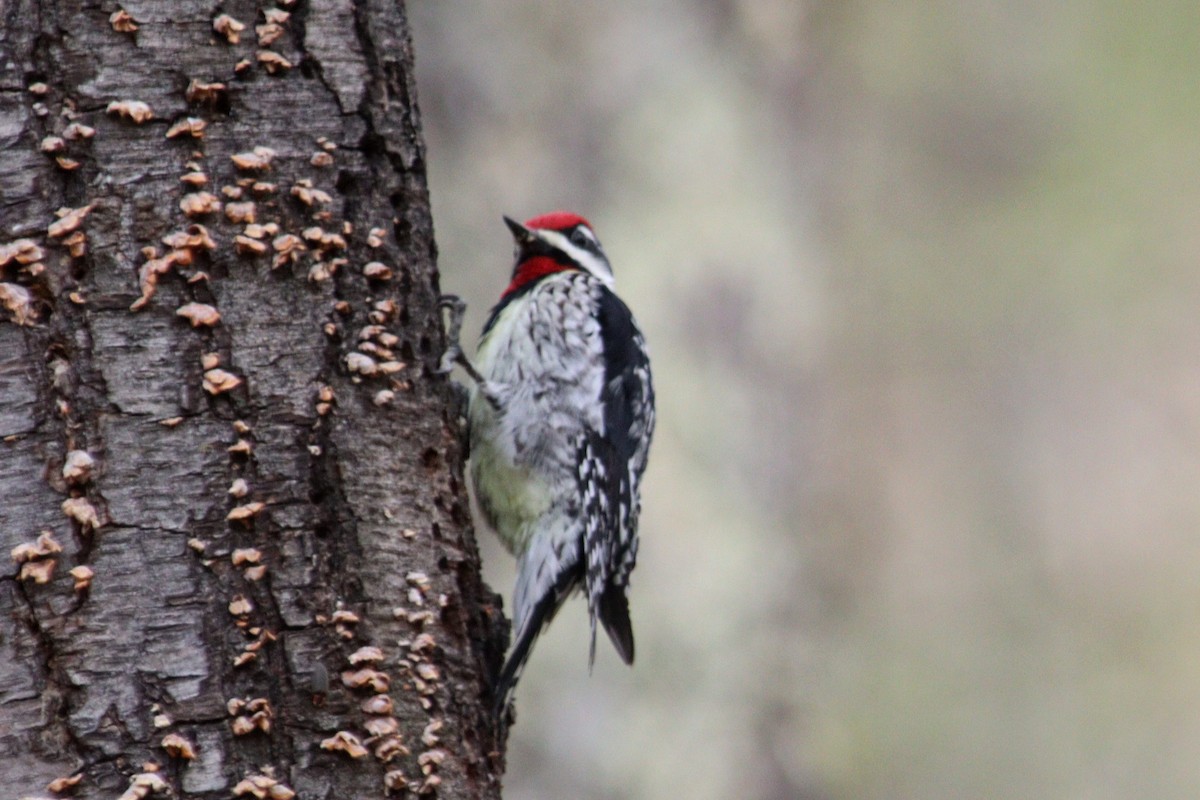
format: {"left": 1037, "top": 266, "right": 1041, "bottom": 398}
{"left": 409, "top": 3, "right": 1200, "bottom": 798}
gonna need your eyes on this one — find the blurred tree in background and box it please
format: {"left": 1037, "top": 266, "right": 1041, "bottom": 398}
{"left": 411, "top": 2, "right": 1200, "bottom": 799}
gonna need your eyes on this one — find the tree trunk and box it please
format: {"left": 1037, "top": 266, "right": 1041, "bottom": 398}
{"left": 0, "top": 1, "right": 506, "bottom": 797}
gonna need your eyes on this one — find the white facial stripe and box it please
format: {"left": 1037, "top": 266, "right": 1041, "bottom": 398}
{"left": 536, "top": 228, "right": 614, "bottom": 287}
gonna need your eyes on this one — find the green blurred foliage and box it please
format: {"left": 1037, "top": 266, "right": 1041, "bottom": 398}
{"left": 410, "top": 2, "right": 1200, "bottom": 798}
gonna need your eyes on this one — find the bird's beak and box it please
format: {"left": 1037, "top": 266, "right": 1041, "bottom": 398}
{"left": 504, "top": 215, "right": 536, "bottom": 245}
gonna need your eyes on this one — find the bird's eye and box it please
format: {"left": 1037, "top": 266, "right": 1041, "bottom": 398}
{"left": 570, "top": 228, "right": 593, "bottom": 249}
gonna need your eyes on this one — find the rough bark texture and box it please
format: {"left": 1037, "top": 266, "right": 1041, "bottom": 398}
{"left": 0, "top": 0, "right": 507, "bottom": 797}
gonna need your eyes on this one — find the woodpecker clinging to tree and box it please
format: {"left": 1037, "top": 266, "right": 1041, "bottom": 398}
{"left": 440, "top": 211, "right": 655, "bottom": 717}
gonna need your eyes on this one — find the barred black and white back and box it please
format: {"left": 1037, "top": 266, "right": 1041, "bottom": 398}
{"left": 464, "top": 212, "right": 655, "bottom": 716}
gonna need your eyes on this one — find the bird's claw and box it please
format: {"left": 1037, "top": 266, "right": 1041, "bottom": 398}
{"left": 437, "top": 294, "right": 468, "bottom": 375}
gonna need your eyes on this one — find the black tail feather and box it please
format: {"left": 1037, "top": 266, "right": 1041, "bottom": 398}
{"left": 599, "top": 586, "right": 635, "bottom": 665}
{"left": 492, "top": 568, "right": 578, "bottom": 719}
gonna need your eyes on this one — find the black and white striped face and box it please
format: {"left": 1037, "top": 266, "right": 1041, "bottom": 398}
{"left": 504, "top": 212, "right": 615, "bottom": 290}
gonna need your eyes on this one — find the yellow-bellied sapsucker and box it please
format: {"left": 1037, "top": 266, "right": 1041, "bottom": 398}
{"left": 441, "top": 211, "right": 655, "bottom": 716}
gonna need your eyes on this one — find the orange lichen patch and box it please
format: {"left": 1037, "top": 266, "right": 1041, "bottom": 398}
{"left": 243, "top": 564, "right": 267, "bottom": 581}
{"left": 232, "top": 774, "right": 295, "bottom": 800}
{"left": 228, "top": 478, "right": 250, "bottom": 498}
{"left": 348, "top": 645, "right": 384, "bottom": 665}
{"left": 310, "top": 151, "right": 333, "bottom": 168}
{"left": 301, "top": 226, "right": 346, "bottom": 251}
{"left": 162, "top": 224, "right": 217, "bottom": 252}
{"left": 48, "top": 773, "right": 83, "bottom": 792}
{"left": 63, "top": 122, "right": 96, "bottom": 140}
{"left": 320, "top": 731, "right": 368, "bottom": 759}
{"left": 106, "top": 99, "right": 153, "bottom": 123}
{"left": 225, "top": 201, "right": 256, "bottom": 224}
{"left": 28, "top": 82, "right": 49, "bottom": 96}
{"left": 48, "top": 204, "right": 94, "bottom": 238}
{"left": 228, "top": 595, "right": 253, "bottom": 616}
{"left": 369, "top": 298, "right": 397, "bottom": 324}
{"left": 231, "top": 548, "right": 262, "bottom": 567}
{"left": 384, "top": 770, "right": 407, "bottom": 791}
{"left": 264, "top": 7, "right": 291, "bottom": 24}
{"left": 62, "top": 497, "right": 101, "bottom": 530}
{"left": 203, "top": 368, "right": 242, "bottom": 395}
{"left": 257, "top": 50, "right": 292, "bottom": 74}
{"left": 180, "top": 171, "right": 207, "bottom": 187}
{"left": 56, "top": 156, "right": 81, "bottom": 171}
{"left": 344, "top": 352, "right": 378, "bottom": 377}
{"left": 231, "top": 146, "right": 276, "bottom": 172}
{"left": 62, "top": 231, "right": 87, "bottom": 258}
{"left": 330, "top": 608, "right": 359, "bottom": 624}
{"left": 176, "top": 302, "right": 221, "bottom": 327}
{"left": 62, "top": 450, "right": 96, "bottom": 485}
{"left": 306, "top": 262, "right": 333, "bottom": 283}
{"left": 110, "top": 8, "right": 139, "bottom": 31}
{"left": 40, "top": 135, "right": 65, "bottom": 153}
{"left": 270, "top": 233, "right": 305, "bottom": 269}
{"left": 180, "top": 192, "right": 221, "bottom": 217}
{"left": 116, "top": 770, "right": 169, "bottom": 800}
{"left": 19, "top": 558, "right": 55, "bottom": 583}
{"left": 186, "top": 79, "right": 227, "bottom": 105}
{"left": 0, "top": 283, "right": 36, "bottom": 325}
{"left": 0, "top": 238, "right": 44, "bottom": 267}
{"left": 11, "top": 530, "right": 63, "bottom": 563}
{"left": 130, "top": 249, "right": 188, "bottom": 311}
{"left": 160, "top": 733, "right": 196, "bottom": 760}
{"left": 421, "top": 719, "right": 444, "bottom": 747}
{"left": 366, "top": 227, "right": 387, "bottom": 248}
{"left": 234, "top": 235, "right": 268, "bottom": 256}
{"left": 365, "top": 717, "right": 399, "bottom": 738}
{"left": 242, "top": 222, "right": 277, "bottom": 239}
{"left": 226, "top": 501, "right": 265, "bottom": 522}
{"left": 231, "top": 711, "right": 270, "bottom": 735}
{"left": 256, "top": 22, "right": 284, "bottom": 47}
{"left": 374, "top": 735, "right": 410, "bottom": 762}
{"left": 70, "top": 565, "right": 94, "bottom": 592}
{"left": 166, "top": 117, "right": 207, "bottom": 139}
{"left": 418, "top": 748, "right": 447, "bottom": 772}
{"left": 227, "top": 438, "right": 253, "bottom": 455}
{"left": 362, "top": 261, "right": 392, "bottom": 281}
{"left": 290, "top": 183, "right": 332, "bottom": 207}
{"left": 213, "top": 13, "right": 246, "bottom": 43}
{"left": 341, "top": 668, "right": 390, "bottom": 693}
{"left": 361, "top": 694, "right": 393, "bottom": 715}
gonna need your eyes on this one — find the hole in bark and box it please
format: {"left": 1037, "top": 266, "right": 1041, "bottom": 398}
{"left": 421, "top": 447, "right": 441, "bottom": 470}
{"left": 400, "top": 341, "right": 415, "bottom": 363}
{"left": 419, "top": 335, "right": 431, "bottom": 355}
{"left": 335, "top": 170, "right": 357, "bottom": 194}
{"left": 362, "top": 132, "right": 386, "bottom": 158}
{"left": 430, "top": 522, "right": 441, "bottom": 540}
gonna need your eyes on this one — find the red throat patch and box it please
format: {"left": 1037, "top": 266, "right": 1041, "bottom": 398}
{"left": 524, "top": 211, "right": 591, "bottom": 232}
{"left": 502, "top": 256, "right": 576, "bottom": 298}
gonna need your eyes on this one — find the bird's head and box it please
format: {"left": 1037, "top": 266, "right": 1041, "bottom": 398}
{"left": 501, "top": 211, "right": 613, "bottom": 298}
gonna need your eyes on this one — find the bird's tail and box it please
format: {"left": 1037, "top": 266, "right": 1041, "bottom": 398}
{"left": 493, "top": 565, "right": 578, "bottom": 718}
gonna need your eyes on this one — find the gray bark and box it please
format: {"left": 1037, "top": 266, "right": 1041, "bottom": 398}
{"left": 0, "top": 0, "right": 506, "bottom": 797}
